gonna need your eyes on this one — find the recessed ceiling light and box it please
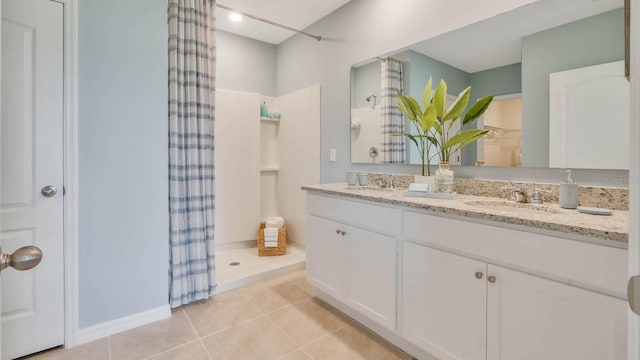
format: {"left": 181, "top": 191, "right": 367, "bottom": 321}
{"left": 228, "top": 13, "right": 242, "bottom": 22}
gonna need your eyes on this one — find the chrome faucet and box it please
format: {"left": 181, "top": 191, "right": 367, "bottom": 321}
{"left": 375, "top": 176, "right": 395, "bottom": 189}
{"left": 375, "top": 176, "right": 388, "bottom": 188}
{"left": 507, "top": 186, "right": 529, "bottom": 203}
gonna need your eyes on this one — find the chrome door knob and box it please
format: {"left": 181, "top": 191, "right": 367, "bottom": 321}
{"left": 41, "top": 185, "right": 57, "bottom": 197}
{"left": 0, "top": 246, "right": 43, "bottom": 272}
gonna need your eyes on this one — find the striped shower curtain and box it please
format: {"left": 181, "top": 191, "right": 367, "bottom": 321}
{"left": 380, "top": 58, "right": 406, "bottom": 163}
{"left": 168, "top": 0, "right": 217, "bottom": 308}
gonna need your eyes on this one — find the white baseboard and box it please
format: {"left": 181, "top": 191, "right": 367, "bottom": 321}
{"left": 71, "top": 305, "right": 171, "bottom": 346}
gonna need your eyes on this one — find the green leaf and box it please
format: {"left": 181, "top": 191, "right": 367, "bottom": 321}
{"left": 442, "top": 129, "right": 489, "bottom": 151}
{"left": 396, "top": 91, "right": 417, "bottom": 121}
{"left": 456, "top": 130, "right": 489, "bottom": 149}
{"left": 419, "top": 104, "right": 437, "bottom": 133}
{"left": 443, "top": 86, "right": 470, "bottom": 122}
{"left": 406, "top": 96, "right": 423, "bottom": 122}
{"left": 433, "top": 121, "right": 443, "bottom": 136}
{"left": 399, "top": 133, "right": 419, "bottom": 150}
{"left": 432, "top": 80, "right": 447, "bottom": 119}
{"left": 463, "top": 95, "right": 494, "bottom": 126}
{"left": 427, "top": 135, "right": 439, "bottom": 147}
{"left": 422, "top": 77, "right": 433, "bottom": 108}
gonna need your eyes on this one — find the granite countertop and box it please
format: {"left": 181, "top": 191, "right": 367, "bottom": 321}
{"left": 302, "top": 183, "right": 629, "bottom": 244}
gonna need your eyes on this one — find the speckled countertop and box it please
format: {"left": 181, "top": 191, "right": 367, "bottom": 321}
{"left": 302, "top": 183, "right": 629, "bottom": 244}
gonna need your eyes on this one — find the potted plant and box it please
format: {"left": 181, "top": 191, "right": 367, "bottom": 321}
{"left": 396, "top": 77, "right": 493, "bottom": 176}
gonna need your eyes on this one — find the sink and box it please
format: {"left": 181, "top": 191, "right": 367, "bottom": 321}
{"left": 343, "top": 185, "right": 394, "bottom": 192}
{"left": 463, "top": 200, "right": 562, "bottom": 215}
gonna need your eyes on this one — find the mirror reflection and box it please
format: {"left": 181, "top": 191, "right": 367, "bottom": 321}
{"left": 350, "top": 0, "right": 627, "bottom": 169}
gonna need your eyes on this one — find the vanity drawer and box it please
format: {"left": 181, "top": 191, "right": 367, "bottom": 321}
{"left": 403, "top": 210, "right": 627, "bottom": 297}
{"left": 307, "top": 193, "right": 400, "bottom": 235}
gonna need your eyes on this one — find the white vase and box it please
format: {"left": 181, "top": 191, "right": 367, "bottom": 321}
{"left": 414, "top": 175, "right": 436, "bottom": 189}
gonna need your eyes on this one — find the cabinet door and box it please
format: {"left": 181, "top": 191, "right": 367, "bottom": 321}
{"left": 344, "top": 224, "right": 397, "bottom": 330}
{"left": 307, "top": 215, "right": 345, "bottom": 297}
{"left": 402, "top": 243, "right": 487, "bottom": 360}
{"left": 487, "top": 265, "right": 627, "bottom": 360}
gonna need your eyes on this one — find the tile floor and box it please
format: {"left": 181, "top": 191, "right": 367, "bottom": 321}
{"left": 25, "top": 270, "right": 413, "bottom": 360}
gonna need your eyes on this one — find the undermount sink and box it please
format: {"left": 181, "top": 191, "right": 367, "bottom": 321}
{"left": 463, "top": 200, "right": 562, "bottom": 215}
{"left": 343, "top": 185, "right": 394, "bottom": 192}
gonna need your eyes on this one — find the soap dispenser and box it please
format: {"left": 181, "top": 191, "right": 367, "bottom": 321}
{"left": 559, "top": 169, "right": 578, "bottom": 209}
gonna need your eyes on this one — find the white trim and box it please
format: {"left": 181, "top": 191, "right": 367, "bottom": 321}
{"left": 73, "top": 305, "right": 171, "bottom": 346}
{"left": 61, "top": 0, "right": 80, "bottom": 348}
{"left": 628, "top": 1, "right": 640, "bottom": 358}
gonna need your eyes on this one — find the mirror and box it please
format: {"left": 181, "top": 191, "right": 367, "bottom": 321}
{"left": 350, "top": 0, "right": 627, "bottom": 169}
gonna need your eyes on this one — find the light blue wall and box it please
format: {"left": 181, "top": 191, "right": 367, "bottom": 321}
{"left": 408, "top": 50, "right": 469, "bottom": 100}
{"left": 217, "top": 30, "right": 277, "bottom": 96}
{"left": 521, "top": 8, "right": 624, "bottom": 167}
{"left": 469, "top": 62, "right": 521, "bottom": 99}
{"left": 351, "top": 61, "right": 380, "bottom": 109}
{"left": 78, "top": 0, "right": 168, "bottom": 327}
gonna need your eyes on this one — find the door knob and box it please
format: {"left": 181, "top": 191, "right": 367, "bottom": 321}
{"left": 0, "top": 246, "right": 43, "bottom": 273}
{"left": 41, "top": 185, "right": 57, "bottom": 197}
{"left": 629, "top": 275, "right": 640, "bottom": 316}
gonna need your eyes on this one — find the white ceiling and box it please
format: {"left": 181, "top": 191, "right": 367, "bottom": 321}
{"left": 216, "top": 0, "right": 352, "bottom": 44}
{"left": 408, "top": 0, "right": 623, "bottom": 73}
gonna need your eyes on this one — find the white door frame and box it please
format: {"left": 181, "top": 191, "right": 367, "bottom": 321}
{"left": 58, "top": 0, "right": 80, "bottom": 348}
{"left": 629, "top": 1, "right": 640, "bottom": 359}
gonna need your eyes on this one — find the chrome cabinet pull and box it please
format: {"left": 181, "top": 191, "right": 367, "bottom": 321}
{"left": 475, "top": 272, "right": 483, "bottom": 279}
{"left": 488, "top": 275, "right": 496, "bottom": 283}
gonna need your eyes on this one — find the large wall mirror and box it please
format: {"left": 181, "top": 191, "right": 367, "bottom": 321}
{"left": 350, "top": 0, "right": 628, "bottom": 170}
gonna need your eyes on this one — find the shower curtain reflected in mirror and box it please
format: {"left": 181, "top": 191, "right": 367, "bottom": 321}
{"left": 380, "top": 58, "right": 405, "bottom": 163}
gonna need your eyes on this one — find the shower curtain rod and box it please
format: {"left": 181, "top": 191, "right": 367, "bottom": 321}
{"left": 216, "top": 3, "right": 322, "bottom": 41}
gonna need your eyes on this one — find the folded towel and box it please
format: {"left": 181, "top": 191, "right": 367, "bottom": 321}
{"left": 264, "top": 227, "right": 279, "bottom": 238}
{"left": 408, "top": 182, "right": 431, "bottom": 193}
{"left": 265, "top": 217, "right": 284, "bottom": 229}
{"left": 264, "top": 241, "right": 278, "bottom": 247}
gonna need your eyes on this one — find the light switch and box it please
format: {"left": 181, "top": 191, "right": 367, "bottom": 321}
{"left": 329, "top": 148, "right": 337, "bottom": 162}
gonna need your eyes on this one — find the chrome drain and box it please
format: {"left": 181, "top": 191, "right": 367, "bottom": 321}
{"left": 228, "top": 261, "right": 240, "bottom": 267}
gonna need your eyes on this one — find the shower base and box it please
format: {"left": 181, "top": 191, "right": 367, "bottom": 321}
{"left": 214, "top": 241, "right": 306, "bottom": 294}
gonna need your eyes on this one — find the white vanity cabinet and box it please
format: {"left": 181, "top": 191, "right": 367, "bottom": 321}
{"left": 305, "top": 192, "right": 628, "bottom": 360}
{"left": 403, "top": 210, "right": 628, "bottom": 360}
{"left": 402, "top": 241, "right": 627, "bottom": 360}
{"left": 307, "top": 194, "right": 399, "bottom": 331}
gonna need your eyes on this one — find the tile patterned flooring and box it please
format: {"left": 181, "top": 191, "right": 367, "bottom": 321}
{"left": 25, "top": 270, "right": 413, "bottom": 360}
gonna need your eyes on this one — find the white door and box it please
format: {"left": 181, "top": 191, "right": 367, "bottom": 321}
{"left": 344, "top": 224, "right": 396, "bottom": 330}
{"left": 306, "top": 215, "right": 345, "bottom": 298}
{"left": 401, "top": 243, "right": 486, "bottom": 360}
{"left": 486, "top": 265, "right": 627, "bottom": 360}
{"left": 1, "top": 0, "right": 64, "bottom": 358}
{"left": 549, "top": 61, "right": 630, "bottom": 170}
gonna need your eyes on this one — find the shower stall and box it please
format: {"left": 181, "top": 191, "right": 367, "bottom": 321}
{"left": 213, "top": 85, "right": 320, "bottom": 293}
